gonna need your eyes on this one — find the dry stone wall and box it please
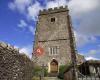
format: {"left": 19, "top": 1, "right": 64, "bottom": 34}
{"left": 0, "top": 42, "right": 34, "bottom": 80}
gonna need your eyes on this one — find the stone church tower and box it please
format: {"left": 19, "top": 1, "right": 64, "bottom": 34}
{"left": 32, "top": 6, "right": 84, "bottom": 74}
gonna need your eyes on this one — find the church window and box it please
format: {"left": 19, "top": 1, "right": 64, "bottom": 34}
{"left": 48, "top": 46, "right": 59, "bottom": 55}
{"left": 51, "top": 17, "right": 55, "bottom": 22}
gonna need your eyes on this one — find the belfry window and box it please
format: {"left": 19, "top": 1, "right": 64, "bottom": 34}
{"left": 51, "top": 17, "right": 55, "bottom": 22}
{"left": 48, "top": 46, "right": 59, "bottom": 55}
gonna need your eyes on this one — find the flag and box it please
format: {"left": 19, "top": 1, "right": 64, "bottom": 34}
{"left": 34, "top": 46, "right": 44, "bottom": 56}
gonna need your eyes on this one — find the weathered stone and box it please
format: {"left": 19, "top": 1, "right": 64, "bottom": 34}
{"left": 32, "top": 6, "right": 85, "bottom": 74}
{"left": 0, "top": 42, "right": 7, "bottom": 48}
{"left": 0, "top": 42, "right": 34, "bottom": 80}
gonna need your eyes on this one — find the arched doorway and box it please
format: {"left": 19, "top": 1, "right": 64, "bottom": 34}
{"left": 50, "top": 59, "right": 58, "bottom": 73}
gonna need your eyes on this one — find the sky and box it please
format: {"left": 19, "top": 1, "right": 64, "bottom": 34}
{"left": 0, "top": 0, "right": 100, "bottom": 60}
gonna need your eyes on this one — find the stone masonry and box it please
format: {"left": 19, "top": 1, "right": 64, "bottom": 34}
{"left": 33, "top": 6, "right": 85, "bottom": 73}
{"left": 0, "top": 42, "right": 34, "bottom": 80}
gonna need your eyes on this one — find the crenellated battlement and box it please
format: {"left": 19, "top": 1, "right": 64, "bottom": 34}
{"left": 0, "top": 42, "right": 19, "bottom": 52}
{"left": 39, "top": 6, "right": 68, "bottom": 15}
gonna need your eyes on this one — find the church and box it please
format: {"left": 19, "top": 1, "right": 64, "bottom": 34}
{"left": 32, "top": 6, "right": 84, "bottom": 75}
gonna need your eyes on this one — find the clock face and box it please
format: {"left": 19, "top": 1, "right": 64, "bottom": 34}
{"left": 34, "top": 46, "right": 44, "bottom": 56}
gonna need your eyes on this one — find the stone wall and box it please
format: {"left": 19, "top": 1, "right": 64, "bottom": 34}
{"left": 64, "top": 69, "right": 73, "bottom": 80}
{"left": 0, "top": 42, "right": 34, "bottom": 80}
{"left": 37, "top": 6, "right": 69, "bottom": 41}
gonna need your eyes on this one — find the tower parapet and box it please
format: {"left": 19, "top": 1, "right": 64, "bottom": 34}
{"left": 39, "top": 6, "right": 68, "bottom": 15}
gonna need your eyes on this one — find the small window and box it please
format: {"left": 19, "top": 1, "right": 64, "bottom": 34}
{"left": 51, "top": 17, "right": 55, "bottom": 22}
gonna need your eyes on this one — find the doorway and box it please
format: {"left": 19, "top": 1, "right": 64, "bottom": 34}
{"left": 50, "top": 59, "right": 58, "bottom": 73}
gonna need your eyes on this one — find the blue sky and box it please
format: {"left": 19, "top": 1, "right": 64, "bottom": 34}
{"left": 0, "top": 0, "right": 100, "bottom": 60}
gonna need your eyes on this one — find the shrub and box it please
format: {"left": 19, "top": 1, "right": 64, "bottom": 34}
{"left": 33, "top": 66, "right": 48, "bottom": 77}
{"left": 58, "top": 63, "right": 72, "bottom": 79}
{"left": 58, "top": 65, "right": 66, "bottom": 79}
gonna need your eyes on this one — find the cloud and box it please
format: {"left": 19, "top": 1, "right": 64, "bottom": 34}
{"left": 89, "top": 50, "right": 97, "bottom": 55}
{"left": 74, "top": 32, "right": 89, "bottom": 47}
{"left": 85, "top": 56, "right": 99, "bottom": 60}
{"left": 47, "top": 0, "right": 68, "bottom": 9}
{"left": 68, "top": 0, "right": 100, "bottom": 47}
{"left": 74, "top": 31, "right": 96, "bottom": 47}
{"left": 27, "top": 0, "right": 67, "bottom": 20}
{"left": 8, "top": 2, "right": 16, "bottom": 10}
{"left": 68, "top": 0, "right": 99, "bottom": 16}
{"left": 27, "top": 1, "right": 43, "bottom": 20}
{"left": 19, "top": 45, "right": 32, "bottom": 58}
{"left": 18, "top": 19, "right": 27, "bottom": 28}
{"left": 68, "top": 0, "right": 100, "bottom": 36}
{"left": 17, "top": 19, "right": 36, "bottom": 35}
{"left": 8, "top": 0, "right": 68, "bottom": 20}
{"left": 14, "top": 45, "right": 19, "bottom": 49}
{"left": 8, "top": 0, "right": 32, "bottom": 13}
{"left": 29, "top": 26, "right": 36, "bottom": 35}
{"left": 14, "top": 45, "right": 32, "bottom": 59}
{"left": 85, "top": 49, "right": 100, "bottom": 60}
